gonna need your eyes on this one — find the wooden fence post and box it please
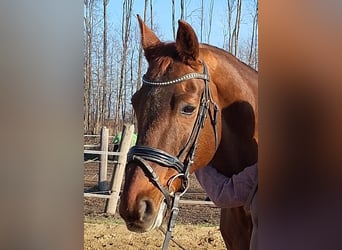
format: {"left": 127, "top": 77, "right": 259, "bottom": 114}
{"left": 105, "top": 124, "right": 134, "bottom": 214}
{"left": 99, "top": 126, "right": 109, "bottom": 191}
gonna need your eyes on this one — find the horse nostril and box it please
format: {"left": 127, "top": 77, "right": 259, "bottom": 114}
{"left": 138, "top": 199, "right": 154, "bottom": 221}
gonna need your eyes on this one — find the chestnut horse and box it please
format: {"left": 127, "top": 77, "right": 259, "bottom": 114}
{"left": 119, "top": 16, "right": 258, "bottom": 250}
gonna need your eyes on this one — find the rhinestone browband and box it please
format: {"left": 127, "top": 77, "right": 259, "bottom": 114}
{"left": 142, "top": 72, "right": 209, "bottom": 86}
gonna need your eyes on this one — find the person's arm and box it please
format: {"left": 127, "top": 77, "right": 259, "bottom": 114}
{"left": 195, "top": 163, "right": 257, "bottom": 208}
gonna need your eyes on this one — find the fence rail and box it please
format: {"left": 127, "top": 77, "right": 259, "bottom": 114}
{"left": 84, "top": 134, "right": 115, "bottom": 138}
{"left": 84, "top": 144, "right": 100, "bottom": 148}
{"left": 84, "top": 124, "right": 134, "bottom": 215}
{"left": 83, "top": 191, "right": 215, "bottom": 206}
{"left": 83, "top": 150, "right": 121, "bottom": 156}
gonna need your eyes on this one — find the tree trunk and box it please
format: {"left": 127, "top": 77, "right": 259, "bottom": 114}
{"left": 180, "top": 0, "right": 185, "bottom": 20}
{"left": 137, "top": 0, "right": 148, "bottom": 91}
{"left": 116, "top": 0, "right": 133, "bottom": 131}
{"left": 102, "top": 0, "right": 109, "bottom": 125}
{"left": 114, "top": 65, "right": 120, "bottom": 135}
{"left": 200, "top": 0, "right": 204, "bottom": 42}
{"left": 248, "top": 1, "right": 258, "bottom": 69}
{"left": 207, "top": 0, "right": 214, "bottom": 43}
{"left": 150, "top": 0, "right": 153, "bottom": 28}
{"left": 130, "top": 45, "right": 135, "bottom": 124}
{"left": 226, "top": 0, "right": 235, "bottom": 52}
{"left": 84, "top": 0, "right": 90, "bottom": 133}
{"left": 232, "top": 0, "right": 242, "bottom": 56}
{"left": 84, "top": 0, "right": 94, "bottom": 133}
{"left": 95, "top": 48, "right": 102, "bottom": 134}
{"left": 107, "top": 46, "right": 114, "bottom": 119}
{"left": 172, "top": 0, "right": 176, "bottom": 39}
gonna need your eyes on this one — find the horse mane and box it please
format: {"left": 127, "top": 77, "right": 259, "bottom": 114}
{"left": 200, "top": 43, "right": 258, "bottom": 74}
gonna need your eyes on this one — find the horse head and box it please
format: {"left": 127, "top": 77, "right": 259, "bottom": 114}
{"left": 119, "top": 16, "right": 223, "bottom": 233}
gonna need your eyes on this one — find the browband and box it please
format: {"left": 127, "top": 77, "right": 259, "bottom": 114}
{"left": 142, "top": 72, "right": 209, "bottom": 86}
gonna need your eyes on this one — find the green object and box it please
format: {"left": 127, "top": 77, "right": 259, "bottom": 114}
{"left": 113, "top": 132, "right": 122, "bottom": 145}
{"left": 131, "top": 133, "right": 137, "bottom": 146}
{"left": 113, "top": 132, "right": 137, "bottom": 146}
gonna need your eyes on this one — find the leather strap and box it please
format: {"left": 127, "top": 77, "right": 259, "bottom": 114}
{"left": 161, "top": 193, "right": 181, "bottom": 250}
{"left": 128, "top": 155, "right": 173, "bottom": 207}
{"left": 128, "top": 146, "right": 184, "bottom": 173}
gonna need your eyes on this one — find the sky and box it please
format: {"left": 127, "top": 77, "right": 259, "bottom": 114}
{"left": 107, "top": 0, "right": 256, "bottom": 49}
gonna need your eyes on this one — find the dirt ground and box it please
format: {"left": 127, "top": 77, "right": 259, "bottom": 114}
{"left": 84, "top": 162, "right": 226, "bottom": 249}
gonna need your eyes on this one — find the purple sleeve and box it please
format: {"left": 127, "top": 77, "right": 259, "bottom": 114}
{"left": 195, "top": 163, "right": 258, "bottom": 208}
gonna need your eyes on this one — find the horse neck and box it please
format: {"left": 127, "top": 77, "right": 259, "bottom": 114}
{"left": 203, "top": 49, "right": 258, "bottom": 176}
{"left": 208, "top": 53, "right": 257, "bottom": 108}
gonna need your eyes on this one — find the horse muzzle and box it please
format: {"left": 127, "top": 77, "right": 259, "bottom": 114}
{"left": 119, "top": 197, "right": 167, "bottom": 232}
{"left": 119, "top": 146, "right": 188, "bottom": 233}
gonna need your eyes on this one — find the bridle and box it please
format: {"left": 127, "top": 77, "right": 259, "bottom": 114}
{"left": 127, "top": 61, "right": 219, "bottom": 249}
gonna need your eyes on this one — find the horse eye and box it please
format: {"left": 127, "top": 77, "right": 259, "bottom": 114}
{"left": 181, "top": 105, "right": 196, "bottom": 115}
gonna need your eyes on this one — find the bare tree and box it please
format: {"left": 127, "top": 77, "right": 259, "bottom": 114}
{"left": 248, "top": 0, "right": 258, "bottom": 69}
{"left": 115, "top": 0, "right": 133, "bottom": 130}
{"left": 200, "top": 0, "right": 204, "bottom": 42}
{"left": 107, "top": 35, "right": 120, "bottom": 120}
{"left": 129, "top": 45, "right": 136, "bottom": 123}
{"left": 95, "top": 46, "right": 102, "bottom": 134}
{"left": 101, "top": 0, "right": 109, "bottom": 125}
{"left": 207, "top": 0, "right": 214, "bottom": 43}
{"left": 84, "top": 0, "right": 94, "bottom": 133}
{"left": 172, "top": 0, "right": 176, "bottom": 39}
{"left": 236, "top": 0, "right": 258, "bottom": 69}
{"left": 107, "top": 45, "right": 113, "bottom": 119}
{"left": 225, "top": 0, "right": 236, "bottom": 52}
{"left": 232, "top": 0, "right": 242, "bottom": 56}
{"left": 180, "top": 0, "right": 185, "bottom": 20}
{"left": 137, "top": 0, "right": 148, "bottom": 90}
{"left": 150, "top": 0, "right": 153, "bottom": 28}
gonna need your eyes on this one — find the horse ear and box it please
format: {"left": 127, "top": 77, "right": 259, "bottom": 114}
{"left": 137, "top": 14, "right": 161, "bottom": 50}
{"left": 176, "top": 20, "right": 199, "bottom": 63}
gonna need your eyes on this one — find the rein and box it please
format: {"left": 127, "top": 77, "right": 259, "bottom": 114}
{"left": 127, "top": 61, "right": 219, "bottom": 249}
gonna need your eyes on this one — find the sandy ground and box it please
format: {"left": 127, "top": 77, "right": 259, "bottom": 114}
{"left": 84, "top": 217, "right": 226, "bottom": 250}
